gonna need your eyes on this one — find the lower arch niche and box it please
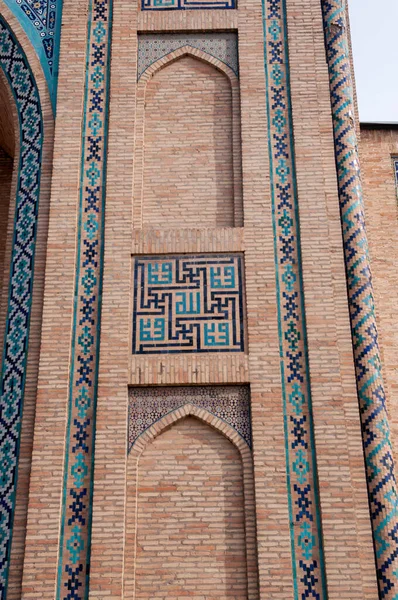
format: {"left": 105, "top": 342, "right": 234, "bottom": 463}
{"left": 124, "top": 412, "right": 258, "bottom": 599}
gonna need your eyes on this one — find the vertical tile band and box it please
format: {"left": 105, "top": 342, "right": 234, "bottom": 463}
{"left": 56, "top": 0, "right": 112, "bottom": 597}
{"left": 261, "top": 0, "right": 327, "bottom": 598}
{"left": 0, "top": 16, "right": 43, "bottom": 599}
{"left": 321, "top": 1, "right": 398, "bottom": 597}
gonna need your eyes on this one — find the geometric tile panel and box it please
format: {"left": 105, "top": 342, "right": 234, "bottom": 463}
{"left": 142, "top": 0, "right": 235, "bottom": 11}
{"left": 129, "top": 385, "right": 252, "bottom": 450}
{"left": 138, "top": 33, "right": 238, "bottom": 79}
{"left": 0, "top": 15, "right": 43, "bottom": 598}
{"left": 132, "top": 254, "right": 245, "bottom": 354}
{"left": 262, "top": 0, "right": 327, "bottom": 597}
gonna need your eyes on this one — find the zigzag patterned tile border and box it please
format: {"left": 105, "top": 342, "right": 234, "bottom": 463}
{"left": 261, "top": 0, "right": 327, "bottom": 597}
{"left": 0, "top": 15, "right": 43, "bottom": 598}
{"left": 2, "top": 0, "right": 63, "bottom": 110}
{"left": 56, "top": 0, "right": 112, "bottom": 598}
{"left": 321, "top": 1, "right": 398, "bottom": 597}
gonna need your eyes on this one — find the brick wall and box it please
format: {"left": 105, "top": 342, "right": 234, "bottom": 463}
{"left": 360, "top": 124, "right": 398, "bottom": 461}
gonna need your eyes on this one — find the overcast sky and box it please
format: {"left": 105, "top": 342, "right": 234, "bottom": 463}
{"left": 349, "top": 0, "right": 398, "bottom": 123}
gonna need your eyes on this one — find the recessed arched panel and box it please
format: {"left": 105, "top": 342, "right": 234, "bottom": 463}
{"left": 125, "top": 399, "right": 259, "bottom": 600}
{"left": 134, "top": 49, "right": 243, "bottom": 229}
{"left": 134, "top": 416, "right": 249, "bottom": 599}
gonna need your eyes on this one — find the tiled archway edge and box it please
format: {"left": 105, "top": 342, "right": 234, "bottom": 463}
{"left": 1, "top": 0, "right": 63, "bottom": 110}
{"left": 0, "top": 15, "right": 43, "bottom": 598}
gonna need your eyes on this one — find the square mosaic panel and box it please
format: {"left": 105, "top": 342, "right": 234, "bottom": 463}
{"left": 132, "top": 254, "right": 245, "bottom": 354}
{"left": 142, "top": 0, "right": 235, "bottom": 10}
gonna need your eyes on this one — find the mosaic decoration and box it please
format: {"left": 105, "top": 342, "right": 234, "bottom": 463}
{"left": 0, "top": 15, "right": 43, "bottom": 598}
{"left": 129, "top": 386, "right": 251, "bottom": 450}
{"left": 142, "top": 0, "right": 235, "bottom": 10}
{"left": 2, "top": 0, "right": 63, "bottom": 110}
{"left": 321, "top": 2, "right": 398, "bottom": 597}
{"left": 132, "top": 255, "right": 245, "bottom": 355}
{"left": 138, "top": 33, "right": 238, "bottom": 79}
{"left": 56, "top": 0, "right": 112, "bottom": 598}
{"left": 261, "top": 0, "right": 327, "bottom": 598}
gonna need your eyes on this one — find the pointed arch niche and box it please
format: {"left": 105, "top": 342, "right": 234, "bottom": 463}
{"left": 124, "top": 402, "right": 259, "bottom": 599}
{"left": 133, "top": 46, "right": 243, "bottom": 229}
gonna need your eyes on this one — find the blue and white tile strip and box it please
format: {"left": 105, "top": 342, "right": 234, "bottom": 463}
{"left": 321, "top": 1, "right": 398, "bottom": 598}
{"left": 56, "top": 0, "right": 112, "bottom": 597}
{"left": 2, "top": 0, "right": 63, "bottom": 111}
{"left": 261, "top": 0, "right": 327, "bottom": 598}
{"left": 0, "top": 15, "right": 43, "bottom": 599}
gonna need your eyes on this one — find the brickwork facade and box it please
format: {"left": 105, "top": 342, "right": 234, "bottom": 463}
{"left": 0, "top": 0, "right": 395, "bottom": 598}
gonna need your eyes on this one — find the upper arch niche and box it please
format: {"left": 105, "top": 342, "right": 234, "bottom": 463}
{"left": 133, "top": 48, "right": 243, "bottom": 229}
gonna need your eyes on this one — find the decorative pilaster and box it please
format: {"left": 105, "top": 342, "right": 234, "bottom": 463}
{"left": 321, "top": 2, "right": 398, "bottom": 597}
{"left": 261, "top": 0, "right": 327, "bottom": 597}
{"left": 56, "top": 0, "right": 112, "bottom": 598}
{"left": 0, "top": 16, "right": 43, "bottom": 598}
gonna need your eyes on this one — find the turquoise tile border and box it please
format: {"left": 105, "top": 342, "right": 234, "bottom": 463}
{"left": 321, "top": 1, "right": 398, "bottom": 598}
{"left": 0, "top": 14, "right": 43, "bottom": 598}
{"left": 2, "top": 0, "right": 63, "bottom": 112}
{"left": 261, "top": 0, "right": 327, "bottom": 597}
{"left": 56, "top": 0, "right": 112, "bottom": 597}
